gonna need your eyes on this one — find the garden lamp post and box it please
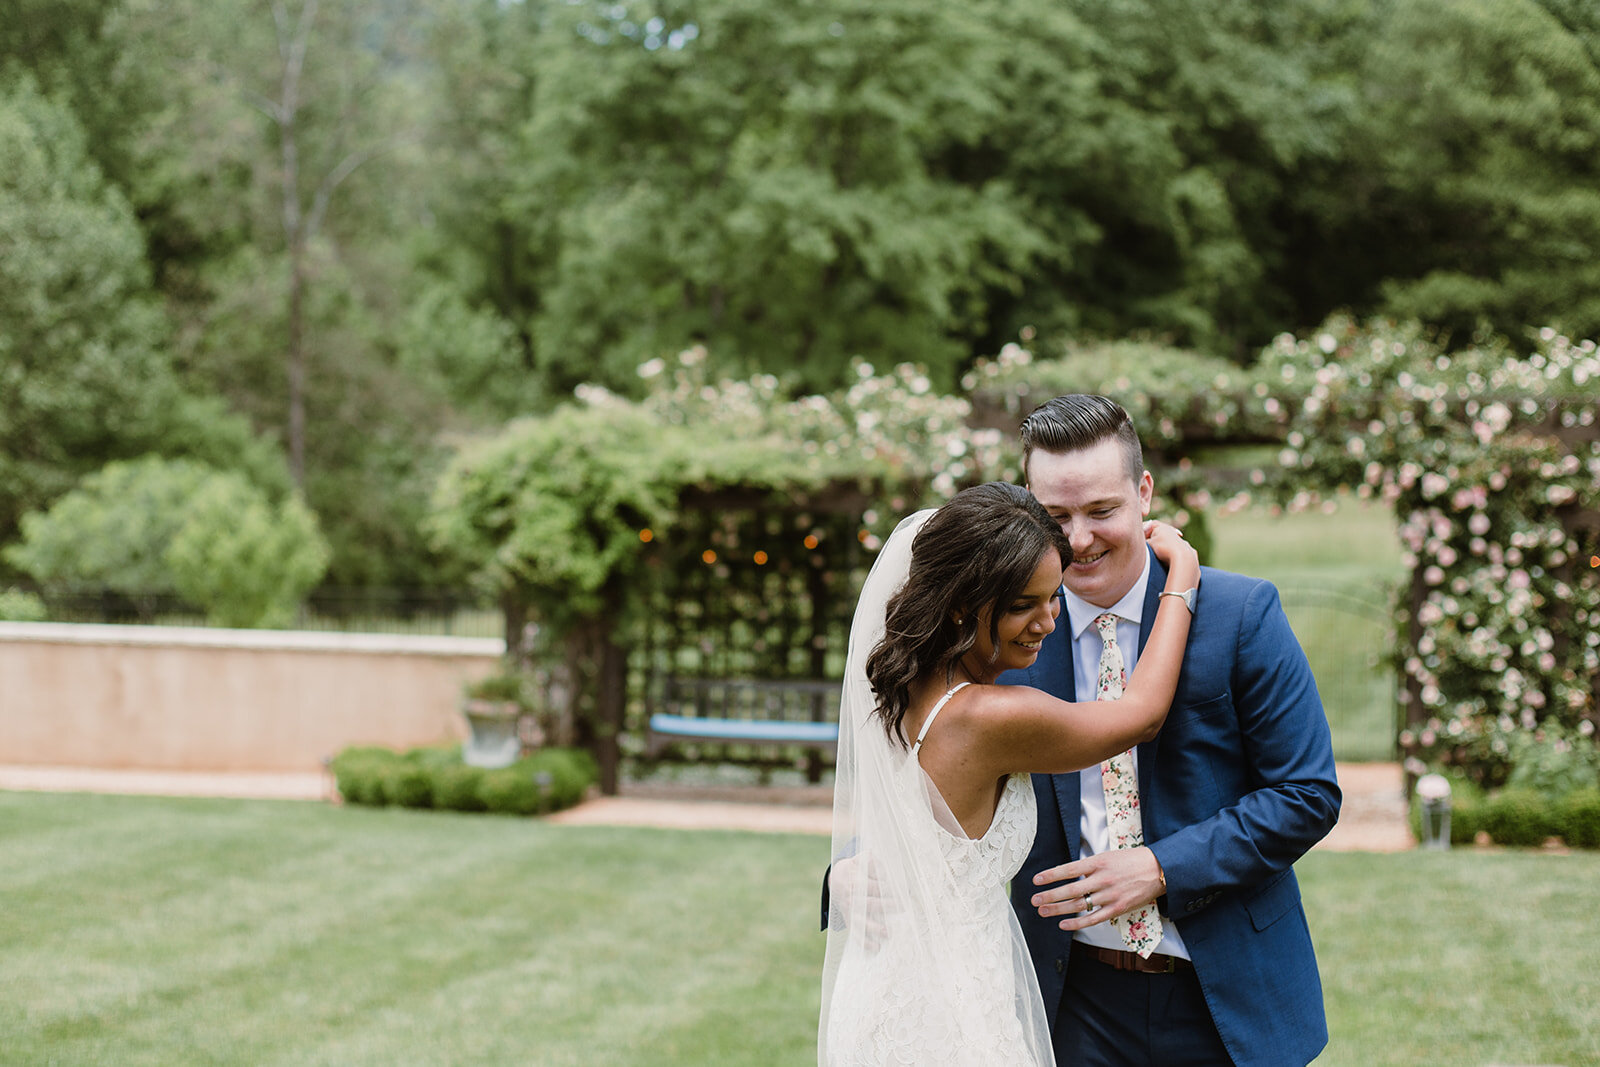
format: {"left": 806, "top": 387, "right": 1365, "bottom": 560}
{"left": 1416, "top": 773, "right": 1452, "bottom": 850}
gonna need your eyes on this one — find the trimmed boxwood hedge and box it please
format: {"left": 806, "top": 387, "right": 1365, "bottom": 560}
{"left": 331, "top": 745, "right": 598, "bottom": 816}
{"left": 1410, "top": 780, "right": 1600, "bottom": 849}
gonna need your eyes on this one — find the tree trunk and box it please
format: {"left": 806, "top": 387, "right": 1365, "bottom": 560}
{"left": 596, "top": 621, "right": 626, "bottom": 796}
{"left": 286, "top": 237, "right": 307, "bottom": 487}
{"left": 274, "top": 0, "right": 314, "bottom": 488}
{"left": 804, "top": 560, "right": 829, "bottom": 784}
{"left": 554, "top": 582, "right": 630, "bottom": 795}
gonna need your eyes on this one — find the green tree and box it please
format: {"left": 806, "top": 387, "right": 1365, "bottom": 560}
{"left": 439, "top": 0, "right": 1064, "bottom": 394}
{"left": 393, "top": 281, "right": 539, "bottom": 422}
{"left": 436, "top": 0, "right": 1387, "bottom": 377}
{"left": 0, "top": 0, "right": 150, "bottom": 192}
{"left": 0, "top": 78, "right": 282, "bottom": 549}
{"left": 1298, "top": 0, "right": 1600, "bottom": 341}
{"left": 1014, "top": 0, "right": 1368, "bottom": 354}
{"left": 112, "top": 0, "right": 472, "bottom": 586}
{"left": 6, "top": 456, "right": 330, "bottom": 628}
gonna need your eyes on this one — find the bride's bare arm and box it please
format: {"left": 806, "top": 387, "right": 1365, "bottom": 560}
{"left": 964, "top": 521, "right": 1200, "bottom": 775}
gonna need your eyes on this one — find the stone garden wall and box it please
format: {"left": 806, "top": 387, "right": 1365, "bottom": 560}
{"left": 0, "top": 622, "right": 502, "bottom": 773}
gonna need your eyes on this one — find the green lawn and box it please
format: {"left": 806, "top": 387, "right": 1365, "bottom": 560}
{"left": 4, "top": 792, "right": 1597, "bottom": 1066}
{"left": 1210, "top": 498, "right": 1405, "bottom": 762}
{"left": 1208, "top": 494, "right": 1405, "bottom": 588}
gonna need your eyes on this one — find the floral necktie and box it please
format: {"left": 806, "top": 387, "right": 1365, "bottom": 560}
{"left": 1094, "top": 612, "right": 1164, "bottom": 957}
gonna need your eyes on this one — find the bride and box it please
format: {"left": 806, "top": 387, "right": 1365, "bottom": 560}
{"left": 819, "top": 482, "right": 1198, "bottom": 1066}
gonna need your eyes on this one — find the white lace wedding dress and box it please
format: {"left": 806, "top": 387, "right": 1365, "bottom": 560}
{"left": 821, "top": 681, "right": 1053, "bottom": 1066}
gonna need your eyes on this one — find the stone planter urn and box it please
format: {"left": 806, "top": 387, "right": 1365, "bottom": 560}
{"left": 461, "top": 698, "right": 523, "bottom": 768}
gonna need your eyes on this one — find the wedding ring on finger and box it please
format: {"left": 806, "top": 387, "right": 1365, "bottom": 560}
{"left": 1084, "top": 891, "right": 1094, "bottom": 911}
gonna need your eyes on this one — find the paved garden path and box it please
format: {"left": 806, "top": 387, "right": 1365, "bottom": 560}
{"left": 1, "top": 761, "right": 1413, "bottom": 851}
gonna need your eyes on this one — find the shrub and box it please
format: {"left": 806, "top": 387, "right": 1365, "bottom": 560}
{"left": 166, "top": 477, "right": 330, "bottom": 628}
{"left": 1505, "top": 727, "right": 1600, "bottom": 799}
{"left": 1559, "top": 789, "right": 1600, "bottom": 849}
{"left": 331, "top": 744, "right": 598, "bottom": 816}
{"left": 383, "top": 762, "right": 434, "bottom": 810}
{"left": 1478, "top": 789, "right": 1554, "bottom": 848}
{"left": 5, "top": 456, "right": 329, "bottom": 628}
{"left": 1446, "top": 789, "right": 1485, "bottom": 846}
{"left": 536, "top": 747, "right": 599, "bottom": 809}
{"left": 464, "top": 671, "right": 529, "bottom": 706}
{"left": 331, "top": 746, "right": 399, "bottom": 806}
{"left": 431, "top": 763, "right": 487, "bottom": 812}
{"left": 1411, "top": 775, "right": 1600, "bottom": 849}
{"left": 478, "top": 766, "right": 546, "bottom": 815}
{"left": 0, "top": 588, "right": 47, "bottom": 621}
{"left": 408, "top": 746, "right": 463, "bottom": 772}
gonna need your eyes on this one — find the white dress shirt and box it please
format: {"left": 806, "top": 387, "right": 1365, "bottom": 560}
{"left": 1062, "top": 552, "right": 1190, "bottom": 959}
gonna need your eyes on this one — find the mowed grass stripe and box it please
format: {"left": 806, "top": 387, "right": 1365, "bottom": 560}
{"left": 2, "top": 794, "right": 828, "bottom": 1065}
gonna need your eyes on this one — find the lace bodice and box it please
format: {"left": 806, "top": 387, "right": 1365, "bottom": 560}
{"left": 927, "top": 770, "right": 1038, "bottom": 902}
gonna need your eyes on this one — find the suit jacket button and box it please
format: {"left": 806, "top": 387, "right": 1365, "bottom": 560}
{"left": 1055, "top": 958, "right": 1065, "bottom": 975}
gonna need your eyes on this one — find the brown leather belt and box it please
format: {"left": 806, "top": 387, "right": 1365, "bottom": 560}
{"left": 1082, "top": 946, "right": 1193, "bottom": 974}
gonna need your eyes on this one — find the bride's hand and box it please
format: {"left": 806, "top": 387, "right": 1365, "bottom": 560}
{"left": 1144, "top": 520, "right": 1199, "bottom": 582}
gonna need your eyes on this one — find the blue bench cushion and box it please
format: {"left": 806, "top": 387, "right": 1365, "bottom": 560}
{"left": 648, "top": 713, "right": 838, "bottom": 746}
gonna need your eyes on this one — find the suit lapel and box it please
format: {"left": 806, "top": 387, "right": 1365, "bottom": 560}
{"left": 1136, "top": 548, "right": 1169, "bottom": 823}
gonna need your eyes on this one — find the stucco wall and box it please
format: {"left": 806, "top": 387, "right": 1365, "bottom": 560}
{"left": 0, "top": 622, "right": 504, "bottom": 773}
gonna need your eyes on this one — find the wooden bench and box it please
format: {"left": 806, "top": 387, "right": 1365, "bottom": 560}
{"left": 645, "top": 676, "right": 841, "bottom": 782}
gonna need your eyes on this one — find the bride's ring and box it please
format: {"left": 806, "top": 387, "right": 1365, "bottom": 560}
{"left": 1084, "top": 891, "right": 1093, "bottom": 911}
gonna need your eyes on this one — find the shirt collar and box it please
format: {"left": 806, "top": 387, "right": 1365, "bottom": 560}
{"left": 1064, "top": 549, "right": 1152, "bottom": 640}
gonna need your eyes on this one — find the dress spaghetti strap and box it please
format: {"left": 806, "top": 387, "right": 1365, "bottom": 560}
{"left": 912, "top": 681, "right": 971, "bottom": 754}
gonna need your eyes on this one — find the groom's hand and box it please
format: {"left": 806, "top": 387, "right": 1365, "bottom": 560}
{"left": 829, "top": 853, "right": 889, "bottom": 948}
{"left": 1028, "top": 847, "right": 1166, "bottom": 931}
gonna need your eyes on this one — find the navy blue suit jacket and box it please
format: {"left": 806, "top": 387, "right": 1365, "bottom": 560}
{"left": 1001, "top": 549, "right": 1341, "bottom": 1067}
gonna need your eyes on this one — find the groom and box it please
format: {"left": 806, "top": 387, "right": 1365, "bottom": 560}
{"left": 1003, "top": 395, "right": 1340, "bottom": 1067}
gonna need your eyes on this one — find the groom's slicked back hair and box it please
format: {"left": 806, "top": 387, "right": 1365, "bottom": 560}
{"left": 1020, "top": 394, "right": 1143, "bottom": 484}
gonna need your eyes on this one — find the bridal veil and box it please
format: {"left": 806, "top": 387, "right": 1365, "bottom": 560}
{"left": 818, "top": 510, "right": 1052, "bottom": 1066}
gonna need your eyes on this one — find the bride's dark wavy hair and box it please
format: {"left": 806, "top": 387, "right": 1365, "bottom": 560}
{"left": 865, "top": 482, "right": 1071, "bottom": 746}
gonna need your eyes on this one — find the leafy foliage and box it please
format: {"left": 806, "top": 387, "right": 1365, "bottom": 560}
{"left": 463, "top": 671, "right": 532, "bottom": 706}
{"left": 0, "top": 588, "right": 47, "bottom": 622}
{"left": 0, "top": 78, "right": 279, "bottom": 547}
{"left": 1273, "top": 320, "right": 1600, "bottom": 786}
{"left": 466, "top": 0, "right": 1062, "bottom": 394}
{"left": 165, "top": 474, "right": 330, "bottom": 629}
{"left": 9, "top": 0, "right": 1600, "bottom": 604}
{"left": 5, "top": 457, "right": 330, "bottom": 628}
{"left": 1346, "top": 0, "right": 1600, "bottom": 341}
{"left": 974, "top": 316, "right": 1599, "bottom": 788}
{"left": 103, "top": 0, "right": 465, "bottom": 587}
{"left": 427, "top": 348, "right": 1010, "bottom": 633}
